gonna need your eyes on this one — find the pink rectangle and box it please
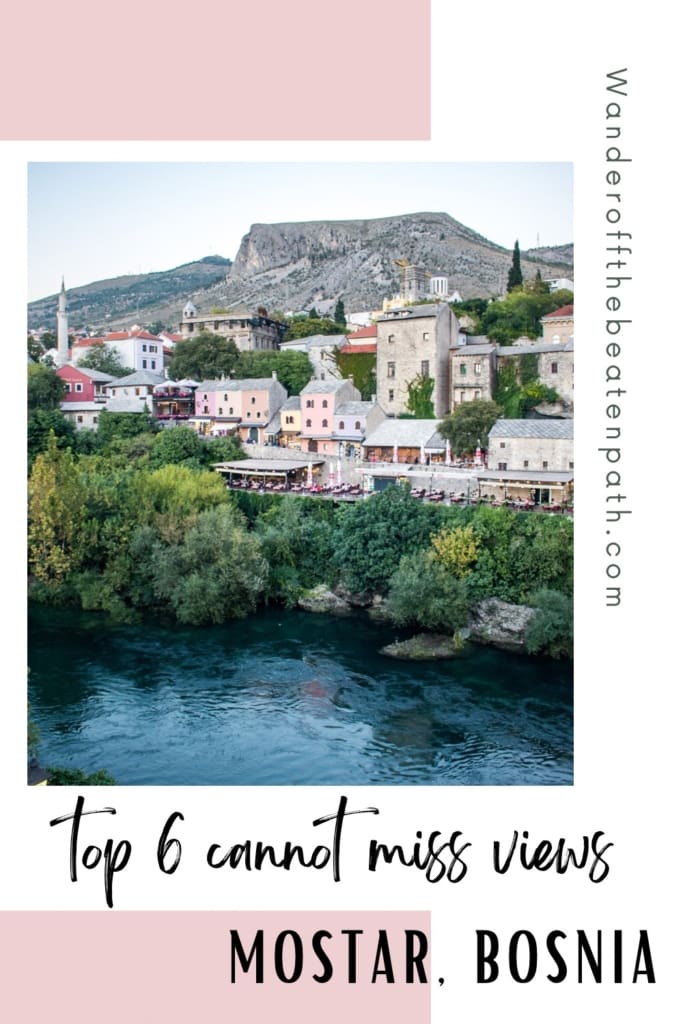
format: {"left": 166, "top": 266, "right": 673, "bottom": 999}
{"left": 0, "top": 910, "right": 430, "bottom": 1022}
{"left": 1, "top": 1, "right": 430, "bottom": 140}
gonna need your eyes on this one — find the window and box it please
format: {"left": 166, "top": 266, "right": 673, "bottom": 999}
{"left": 251, "top": 396, "right": 256, "bottom": 404}
{"left": 474, "top": 363, "right": 481, "bottom": 376}
{"left": 214, "top": 321, "right": 220, "bottom": 330}
{"left": 423, "top": 332, "right": 429, "bottom": 341}
{"left": 388, "top": 333, "right": 395, "bottom": 343}
{"left": 388, "top": 389, "right": 394, "bottom": 402}
{"left": 142, "top": 344, "right": 147, "bottom": 352}
{"left": 188, "top": 323, "right": 194, "bottom": 333}
{"left": 387, "top": 362, "right": 395, "bottom": 378}
{"left": 322, "top": 399, "right": 328, "bottom": 408}
{"left": 322, "top": 419, "right": 328, "bottom": 428}
{"left": 339, "top": 421, "right": 345, "bottom": 430}
{"left": 285, "top": 415, "right": 294, "bottom": 425}
{"left": 151, "top": 361, "right": 156, "bottom": 369}
{"left": 150, "top": 345, "right": 157, "bottom": 353}
{"left": 542, "top": 461, "right": 548, "bottom": 469}
{"left": 247, "top": 411, "right": 251, "bottom": 417}
{"left": 306, "top": 419, "right": 312, "bottom": 428}
{"left": 142, "top": 359, "right": 147, "bottom": 368}
{"left": 500, "top": 442, "right": 506, "bottom": 448}
{"left": 77, "top": 415, "right": 83, "bottom": 423}
{"left": 569, "top": 461, "right": 574, "bottom": 469}
{"left": 203, "top": 405, "right": 209, "bottom": 414}
{"left": 306, "top": 399, "right": 313, "bottom": 408}
{"left": 355, "top": 421, "right": 361, "bottom": 429}
{"left": 75, "top": 383, "right": 83, "bottom": 393}
{"left": 93, "top": 416, "right": 98, "bottom": 424}
{"left": 421, "top": 360, "right": 429, "bottom": 377}
{"left": 223, "top": 394, "right": 228, "bottom": 402}
{"left": 203, "top": 394, "right": 208, "bottom": 400}
{"left": 229, "top": 407, "right": 233, "bottom": 415}
{"left": 218, "top": 407, "right": 223, "bottom": 415}
{"left": 135, "top": 388, "right": 140, "bottom": 396}
{"left": 498, "top": 462, "right": 507, "bottom": 471}
{"left": 551, "top": 362, "right": 558, "bottom": 374}
{"left": 460, "top": 363, "right": 466, "bottom": 376}
{"left": 523, "top": 460, "right": 529, "bottom": 468}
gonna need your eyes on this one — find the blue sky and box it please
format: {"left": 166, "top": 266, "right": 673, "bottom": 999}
{"left": 28, "top": 162, "right": 572, "bottom": 301}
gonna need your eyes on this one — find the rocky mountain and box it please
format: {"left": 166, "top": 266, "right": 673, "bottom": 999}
{"left": 29, "top": 213, "right": 572, "bottom": 332}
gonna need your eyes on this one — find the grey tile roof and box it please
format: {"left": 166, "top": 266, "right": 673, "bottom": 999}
{"left": 450, "top": 344, "right": 496, "bottom": 356}
{"left": 496, "top": 341, "right": 573, "bottom": 356}
{"left": 198, "top": 377, "right": 282, "bottom": 392}
{"left": 109, "top": 371, "right": 165, "bottom": 387}
{"left": 489, "top": 419, "right": 574, "bottom": 439}
{"left": 336, "top": 401, "right": 374, "bottom": 416}
{"left": 301, "top": 378, "right": 353, "bottom": 394}
{"left": 281, "top": 396, "right": 301, "bottom": 410}
{"left": 75, "top": 367, "right": 116, "bottom": 382}
{"left": 378, "top": 304, "right": 442, "bottom": 321}
{"left": 105, "top": 398, "right": 150, "bottom": 413}
{"left": 364, "top": 419, "right": 445, "bottom": 447}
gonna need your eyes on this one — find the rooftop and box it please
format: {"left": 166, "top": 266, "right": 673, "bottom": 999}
{"left": 489, "top": 419, "right": 574, "bottom": 439}
{"left": 364, "top": 418, "right": 447, "bottom": 448}
{"left": 542, "top": 304, "right": 574, "bottom": 320}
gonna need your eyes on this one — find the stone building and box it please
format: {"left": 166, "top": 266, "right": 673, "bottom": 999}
{"left": 541, "top": 304, "right": 574, "bottom": 345}
{"left": 488, "top": 419, "right": 573, "bottom": 472}
{"left": 496, "top": 341, "right": 574, "bottom": 412}
{"left": 180, "top": 302, "right": 286, "bottom": 351}
{"left": 376, "top": 303, "right": 459, "bottom": 417}
{"left": 449, "top": 342, "right": 496, "bottom": 405}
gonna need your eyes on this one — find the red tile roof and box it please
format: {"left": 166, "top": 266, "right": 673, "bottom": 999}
{"left": 346, "top": 324, "right": 377, "bottom": 340}
{"left": 72, "top": 337, "right": 105, "bottom": 348}
{"left": 339, "top": 343, "right": 377, "bottom": 355}
{"left": 543, "top": 304, "right": 573, "bottom": 319}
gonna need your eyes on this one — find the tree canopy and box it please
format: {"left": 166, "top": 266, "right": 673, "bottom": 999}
{"left": 77, "top": 345, "right": 134, "bottom": 377}
{"left": 28, "top": 363, "right": 66, "bottom": 412}
{"left": 233, "top": 350, "right": 313, "bottom": 395}
{"left": 507, "top": 240, "right": 523, "bottom": 292}
{"left": 438, "top": 400, "right": 503, "bottom": 456}
{"left": 167, "top": 332, "right": 240, "bottom": 380}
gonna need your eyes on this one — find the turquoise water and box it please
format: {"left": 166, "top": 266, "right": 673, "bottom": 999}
{"left": 28, "top": 604, "right": 572, "bottom": 785}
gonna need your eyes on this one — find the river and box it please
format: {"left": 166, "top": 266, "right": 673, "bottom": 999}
{"left": 28, "top": 604, "right": 572, "bottom": 786}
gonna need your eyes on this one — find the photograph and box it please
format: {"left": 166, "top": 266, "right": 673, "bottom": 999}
{"left": 26, "top": 161, "right": 574, "bottom": 787}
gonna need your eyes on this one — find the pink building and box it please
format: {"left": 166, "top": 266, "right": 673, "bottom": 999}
{"left": 299, "top": 378, "right": 361, "bottom": 454}
{"left": 192, "top": 375, "right": 288, "bottom": 443}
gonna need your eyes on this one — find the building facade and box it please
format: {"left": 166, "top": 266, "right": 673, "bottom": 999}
{"left": 375, "top": 303, "right": 459, "bottom": 417}
{"left": 180, "top": 304, "right": 286, "bottom": 351}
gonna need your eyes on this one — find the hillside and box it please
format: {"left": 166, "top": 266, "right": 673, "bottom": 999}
{"left": 29, "top": 213, "right": 572, "bottom": 332}
{"left": 28, "top": 255, "right": 232, "bottom": 332}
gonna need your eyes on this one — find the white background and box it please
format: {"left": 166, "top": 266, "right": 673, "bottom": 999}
{"left": 1, "top": 2, "right": 678, "bottom": 1020}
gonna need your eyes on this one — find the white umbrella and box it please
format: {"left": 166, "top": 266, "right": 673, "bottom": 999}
{"left": 420, "top": 444, "right": 425, "bottom": 465}
{"left": 307, "top": 462, "right": 313, "bottom": 488}
{"left": 446, "top": 440, "right": 452, "bottom": 464}
{"left": 393, "top": 444, "right": 398, "bottom": 464}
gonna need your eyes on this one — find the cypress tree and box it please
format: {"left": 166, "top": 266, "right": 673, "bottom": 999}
{"left": 334, "top": 297, "right": 346, "bottom": 325}
{"left": 507, "top": 240, "right": 523, "bottom": 292}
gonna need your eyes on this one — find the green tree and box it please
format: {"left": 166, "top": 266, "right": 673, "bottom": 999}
{"left": 405, "top": 375, "right": 435, "bottom": 418}
{"left": 334, "top": 486, "right": 442, "bottom": 594}
{"left": 255, "top": 496, "right": 337, "bottom": 606}
{"left": 28, "top": 335, "right": 46, "bottom": 362}
{"left": 28, "top": 410, "right": 77, "bottom": 466}
{"left": 284, "top": 318, "right": 343, "bottom": 341}
{"left": 524, "top": 588, "right": 573, "bottom": 659}
{"left": 47, "top": 767, "right": 117, "bottom": 785}
{"left": 77, "top": 345, "right": 134, "bottom": 377}
{"left": 97, "top": 409, "right": 154, "bottom": 445}
{"left": 28, "top": 363, "right": 66, "bottom": 411}
{"left": 333, "top": 350, "right": 376, "bottom": 400}
{"left": 438, "top": 400, "right": 502, "bottom": 456}
{"left": 507, "top": 240, "right": 523, "bottom": 292}
{"left": 334, "top": 298, "right": 346, "bottom": 326}
{"left": 28, "top": 434, "right": 88, "bottom": 584}
{"left": 233, "top": 350, "right": 313, "bottom": 395}
{"left": 167, "top": 332, "right": 240, "bottom": 380}
{"left": 385, "top": 549, "right": 470, "bottom": 632}
{"left": 150, "top": 505, "right": 267, "bottom": 624}
{"left": 150, "top": 427, "right": 204, "bottom": 469}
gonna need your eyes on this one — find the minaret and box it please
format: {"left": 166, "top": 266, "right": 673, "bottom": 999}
{"left": 56, "top": 278, "right": 69, "bottom": 366}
